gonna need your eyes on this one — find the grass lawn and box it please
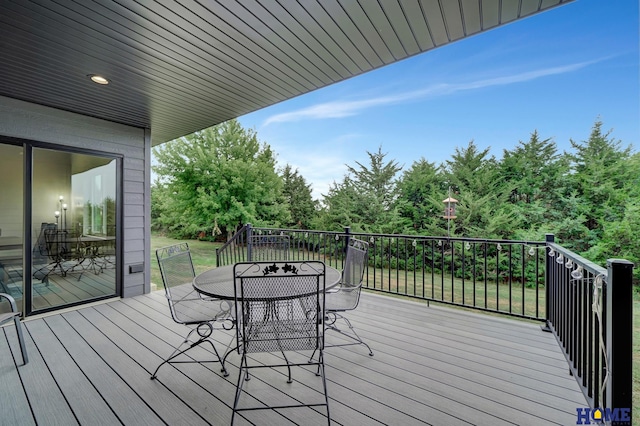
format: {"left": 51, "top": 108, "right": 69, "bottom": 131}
{"left": 150, "top": 232, "right": 639, "bottom": 417}
{"left": 364, "top": 268, "right": 546, "bottom": 319}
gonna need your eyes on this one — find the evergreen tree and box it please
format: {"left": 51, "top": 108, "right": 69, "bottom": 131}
{"left": 442, "top": 141, "right": 515, "bottom": 238}
{"left": 346, "top": 146, "right": 403, "bottom": 209}
{"left": 563, "top": 120, "right": 633, "bottom": 250}
{"left": 584, "top": 152, "right": 640, "bottom": 282}
{"left": 314, "top": 177, "right": 365, "bottom": 232}
{"left": 500, "top": 131, "right": 571, "bottom": 232}
{"left": 281, "top": 164, "right": 317, "bottom": 229}
{"left": 444, "top": 140, "right": 499, "bottom": 196}
{"left": 317, "top": 147, "right": 405, "bottom": 233}
{"left": 395, "top": 158, "right": 446, "bottom": 234}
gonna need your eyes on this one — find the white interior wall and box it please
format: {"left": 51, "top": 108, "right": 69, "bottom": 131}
{"left": 0, "top": 144, "right": 23, "bottom": 237}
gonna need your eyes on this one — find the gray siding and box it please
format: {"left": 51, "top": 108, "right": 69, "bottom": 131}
{"left": 0, "top": 95, "right": 149, "bottom": 298}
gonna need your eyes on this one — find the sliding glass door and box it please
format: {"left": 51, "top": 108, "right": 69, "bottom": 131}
{"left": 0, "top": 140, "right": 119, "bottom": 315}
{"left": 31, "top": 148, "right": 118, "bottom": 312}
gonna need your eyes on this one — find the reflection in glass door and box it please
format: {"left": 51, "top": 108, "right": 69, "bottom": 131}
{"left": 0, "top": 143, "right": 24, "bottom": 310}
{"left": 31, "top": 148, "right": 117, "bottom": 312}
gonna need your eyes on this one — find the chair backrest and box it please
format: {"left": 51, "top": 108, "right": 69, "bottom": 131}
{"left": 156, "top": 243, "right": 197, "bottom": 323}
{"left": 44, "top": 228, "right": 70, "bottom": 260}
{"left": 248, "top": 234, "right": 290, "bottom": 261}
{"left": 333, "top": 238, "right": 369, "bottom": 311}
{"left": 342, "top": 238, "right": 369, "bottom": 289}
{"left": 233, "top": 260, "right": 325, "bottom": 353}
{"left": 33, "top": 222, "right": 56, "bottom": 262}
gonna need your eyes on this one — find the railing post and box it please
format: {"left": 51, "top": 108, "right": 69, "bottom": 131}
{"left": 541, "top": 233, "right": 554, "bottom": 332}
{"left": 605, "top": 259, "right": 633, "bottom": 422}
{"left": 344, "top": 226, "right": 351, "bottom": 253}
{"left": 246, "top": 223, "right": 253, "bottom": 261}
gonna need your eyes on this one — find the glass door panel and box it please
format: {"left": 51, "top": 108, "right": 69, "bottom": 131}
{"left": 32, "top": 148, "right": 117, "bottom": 311}
{"left": 0, "top": 143, "right": 24, "bottom": 313}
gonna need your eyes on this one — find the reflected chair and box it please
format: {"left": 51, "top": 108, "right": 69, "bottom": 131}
{"left": 0, "top": 292, "right": 28, "bottom": 365}
{"left": 151, "top": 243, "right": 232, "bottom": 379}
{"left": 231, "top": 260, "right": 329, "bottom": 425}
{"left": 32, "top": 223, "right": 57, "bottom": 283}
{"left": 248, "top": 234, "right": 290, "bottom": 261}
{"left": 38, "top": 228, "right": 85, "bottom": 282}
{"left": 324, "top": 238, "right": 373, "bottom": 356}
{"left": 82, "top": 225, "right": 116, "bottom": 273}
{"left": 76, "top": 235, "right": 105, "bottom": 276}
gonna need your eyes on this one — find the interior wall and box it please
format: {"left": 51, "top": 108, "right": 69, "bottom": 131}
{"left": 32, "top": 149, "right": 71, "bottom": 243}
{"left": 0, "top": 144, "right": 23, "bottom": 237}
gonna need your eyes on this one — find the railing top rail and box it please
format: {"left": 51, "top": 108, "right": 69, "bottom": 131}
{"left": 547, "top": 241, "right": 607, "bottom": 276}
{"left": 349, "top": 234, "right": 546, "bottom": 246}
{"left": 216, "top": 224, "right": 248, "bottom": 251}
{"left": 250, "top": 226, "right": 545, "bottom": 246}
{"left": 250, "top": 227, "right": 342, "bottom": 236}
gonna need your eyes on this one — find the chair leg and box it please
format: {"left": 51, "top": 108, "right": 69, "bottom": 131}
{"left": 13, "top": 314, "right": 28, "bottom": 365}
{"left": 150, "top": 326, "right": 227, "bottom": 379}
{"left": 203, "top": 338, "right": 228, "bottom": 376}
{"left": 325, "top": 313, "right": 374, "bottom": 356}
{"left": 318, "top": 350, "right": 331, "bottom": 425}
{"left": 150, "top": 336, "right": 195, "bottom": 379}
{"left": 232, "top": 354, "right": 249, "bottom": 425}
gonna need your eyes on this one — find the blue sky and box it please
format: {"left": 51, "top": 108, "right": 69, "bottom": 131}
{"left": 237, "top": 0, "right": 639, "bottom": 200}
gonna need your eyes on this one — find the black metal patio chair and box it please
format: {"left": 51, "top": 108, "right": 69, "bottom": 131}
{"left": 151, "top": 243, "right": 232, "bottom": 379}
{"left": 231, "top": 260, "right": 330, "bottom": 425}
{"left": 323, "top": 238, "right": 373, "bottom": 356}
{"left": 0, "top": 292, "right": 28, "bottom": 365}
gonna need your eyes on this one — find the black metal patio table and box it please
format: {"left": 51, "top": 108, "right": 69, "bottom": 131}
{"left": 192, "top": 263, "right": 341, "bottom": 301}
{"left": 192, "top": 262, "right": 341, "bottom": 367}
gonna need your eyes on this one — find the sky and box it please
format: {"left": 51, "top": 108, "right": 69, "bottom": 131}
{"left": 235, "top": 0, "right": 639, "bottom": 201}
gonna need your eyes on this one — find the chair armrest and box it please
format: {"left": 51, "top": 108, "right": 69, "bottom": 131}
{"left": 0, "top": 292, "right": 19, "bottom": 312}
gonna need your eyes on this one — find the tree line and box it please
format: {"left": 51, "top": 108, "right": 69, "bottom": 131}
{"left": 151, "top": 119, "right": 639, "bottom": 283}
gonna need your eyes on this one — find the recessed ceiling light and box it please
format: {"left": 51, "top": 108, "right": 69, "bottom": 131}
{"left": 88, "top": 74, "right": 109, "bottom": 85}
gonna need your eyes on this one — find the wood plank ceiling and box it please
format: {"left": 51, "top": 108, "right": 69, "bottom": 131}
{"left": 0, "top": 0, "right": 572, "bottom": 145}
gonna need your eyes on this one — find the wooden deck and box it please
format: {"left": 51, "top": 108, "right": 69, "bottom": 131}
{"left": 1, "top": 287, "right": 586, "bottom": 425}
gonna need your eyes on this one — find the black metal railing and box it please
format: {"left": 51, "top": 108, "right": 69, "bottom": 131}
{"left": 215, "top": 224, "right": 250, "bottom": 267}
{"left": 545, "top": 235, "right": 633, "bottom": 419}
{"left": 216, "top": 224, "right": 633, "bottom": 420}
{"left": 219, "top": 224, "right": 548, "bottom": 320}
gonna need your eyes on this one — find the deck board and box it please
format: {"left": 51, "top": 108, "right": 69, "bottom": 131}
{"left": 71, "top": 307, "right": 214, "bottom": 426}
{"left": 22, "top": 317, "right": 118, "bottom": 425}
{"left": 0, "top": 328, "right": 33, "bottom": 425}
{"left": 1, "top": 288, "right": 586, "bottom": 425}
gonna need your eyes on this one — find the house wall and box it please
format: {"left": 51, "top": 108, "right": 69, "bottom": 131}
{"left": 0, "top": 95, "right": 150, "bottom": 298}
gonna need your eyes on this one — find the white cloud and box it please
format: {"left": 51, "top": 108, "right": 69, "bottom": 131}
{"left": 285, "top": 154, "right": 347, "bottom": 201}
{"left": 275, "top": 135, "right": 359, "bottom": 200}
{"left": 262, "top": 60, "right": 597, "bottom": 126}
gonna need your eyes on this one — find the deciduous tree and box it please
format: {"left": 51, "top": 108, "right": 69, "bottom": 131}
{"left": 152, "top": 119, "right": 289, "bottom": 239}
